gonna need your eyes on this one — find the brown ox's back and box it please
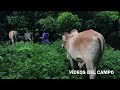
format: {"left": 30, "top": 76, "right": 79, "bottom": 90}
{"left": 72, "top": 30, "right": 99, "bottom": 50}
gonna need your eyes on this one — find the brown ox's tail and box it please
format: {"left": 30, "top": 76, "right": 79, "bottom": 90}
{"left": 97, "top": 33, "right": 105, "bottom": 66}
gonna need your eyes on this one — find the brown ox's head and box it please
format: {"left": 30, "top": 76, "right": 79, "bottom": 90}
{"left": 62, "top": 32, "right": 70, "bottom": 48}
{"left": 62, "top": 29, "right": 78, "bottom": 48}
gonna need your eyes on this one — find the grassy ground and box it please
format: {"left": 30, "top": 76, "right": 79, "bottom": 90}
{"left": 0, "top": 40, "right": 120, "bottom": 79}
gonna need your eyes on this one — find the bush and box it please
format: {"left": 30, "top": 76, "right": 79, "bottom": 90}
{"left": 99, "top": 45, "right": 120, "bottom": 79}
{"left": 0, "top": 41, "right": 70, "bottom": 79}
{"left": 0, "top": 41, "right": 120, "bottom": 79}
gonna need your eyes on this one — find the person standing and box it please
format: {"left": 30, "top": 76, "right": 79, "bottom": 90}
{"left": 40, "top": 30, "right": 49, "bottom": 44}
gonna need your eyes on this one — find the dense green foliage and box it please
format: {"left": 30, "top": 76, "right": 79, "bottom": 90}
{"left": 56, "top": 12, "right": 82, "bottom": 32}
{"left": 38, "top": 16, "right": 56, "bottom": 30}
{"left": 85, "top": 19, "right": 96, "bottom": 29}
{"left": 0, "top": 11, "right": 120, "bottom": 79}
{"left": 95, "top": 11, "right": 119, "bottom": 22}
{"left": 37, "top": 12, "right": 82, "bottom": 33}
{"left": 1, "top": 11, "right": 120, "bottom": 40}
{"left": 0, "top": 41, "right": 120, "bottom": 79}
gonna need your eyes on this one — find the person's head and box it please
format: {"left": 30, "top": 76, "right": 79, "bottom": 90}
{"left": 43, "top": 30, "right": 47, "bottom": 33}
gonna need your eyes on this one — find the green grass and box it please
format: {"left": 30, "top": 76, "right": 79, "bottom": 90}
{"left": 0, "top": 40, "right": 120, "bottom": 79}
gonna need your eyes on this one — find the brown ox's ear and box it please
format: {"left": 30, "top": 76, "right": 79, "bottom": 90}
{"left": 62, "top": 35, "right": 67, "bottom": 41}
{"left": 70, "top": 29, "right": 78, "bottom": 34}
{"left": 62, "top": 32, "right": 70, "bottom": 41}
{"left": 69, "top": 29, "right": 78, "bottom": 38}
{"left": 62, "top": 32, "right": 70, "bottom": 48}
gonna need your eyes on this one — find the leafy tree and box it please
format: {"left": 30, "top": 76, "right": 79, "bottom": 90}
{"left": 94, "top": 11, "right": 119, "bottom": 38}
{"left": 56, "top": 12, "right": 82, "bottom": 33}
{"left": 37, "top": 16, "right": 56, "bottom": 31}
{"left": 95, "top": 11, "right": 119, "bottom": 22}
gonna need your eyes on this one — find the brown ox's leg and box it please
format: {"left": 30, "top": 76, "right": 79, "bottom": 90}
{"left": 78, "top": 62, "right": 85, "bottom": 70}
{"left": 69, "top": 57, "right": 78, "bottom": 70}
{"left": 77, "top": 58, "right": 85, "bottom": 69}
{"left": 86, "top": 62, "right": 97, "bottom": 79}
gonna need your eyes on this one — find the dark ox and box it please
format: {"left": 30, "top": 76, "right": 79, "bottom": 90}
{"left": 24, "top": 32, "right": 33, "bottom": 42}
{"left": 62, "top": 29, "right": 105, "bottom": 79}
{"left": 17, "top": 33, "right": 33, "bottom": 42}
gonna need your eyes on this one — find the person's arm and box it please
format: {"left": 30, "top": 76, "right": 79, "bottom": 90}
{"left": 40, "top": 33, "right": 45, "bottom": 39}
{"left": 40, "top": 34, "right": 42, "bottom": 39}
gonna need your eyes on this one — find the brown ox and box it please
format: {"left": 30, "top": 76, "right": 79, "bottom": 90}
{"left": 62, "top": 29, "right": 105, "bottom": 79}
{"left": 9, "top": 30, "right": 18, "bottom": 43}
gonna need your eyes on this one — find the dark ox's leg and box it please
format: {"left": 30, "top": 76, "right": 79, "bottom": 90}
{"left": 28, "top": 37, "right": 32, "bottom": 43}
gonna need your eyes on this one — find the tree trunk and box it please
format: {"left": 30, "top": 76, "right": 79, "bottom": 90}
{"left": 32, "top": 11, "right": 37, "bottom": 43}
